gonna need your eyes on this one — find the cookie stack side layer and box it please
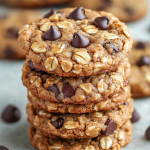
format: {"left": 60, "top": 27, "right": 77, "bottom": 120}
{"left": 28, "top": 120, "right": 133, "bottom": 150}
{"left": 18, "top": 7, "right": 134, "bottom": 150}
{"left": 22, "top": 58, "right": 130, "bottom": 104}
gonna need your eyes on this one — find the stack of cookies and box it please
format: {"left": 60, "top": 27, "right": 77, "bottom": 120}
{"left": 19, "top": 7, "right": 134, "bottom": 150}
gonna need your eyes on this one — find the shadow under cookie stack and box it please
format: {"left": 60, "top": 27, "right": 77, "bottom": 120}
{"left": 19, "top": 7, "right": 134, "bottom": 150}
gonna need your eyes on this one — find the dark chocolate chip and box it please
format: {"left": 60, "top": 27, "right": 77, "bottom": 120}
{"left": 101, "top": 119, "right": 117, "bottom": 136}
{"left": 5, "top": 27, "right": 19, "bottom": 39}
{"left": 43, "top": 9, "right": 57, "bottom": 18}
{"left": 29, "top": 60, "right": 35, "bottom": 70}
{"left": 44, "top": 25, "right": 61, "bottom": 41}
{"left": 68, "top": 7, "right": 85, "bottom": 20}
{"left": 35, "top": 68, "right": 46, "bottom": 73}
{"left": 124, "top": 102, "right": 129, "bottom": 105}
{"left": 29, "top": 60, "right": 45, "bottom": 73}
{"left": 131, "top": 108, "right": 140, "bottom": 123}
{"left": 145, "top": 126, "right": 150, "bottom": 140}
{"left": 1, "top": 105, "right": 21, "bottom": 123}
{"left": 137, "top": 56, "right": 150, "bottom": 66}
{"left": 94, "top": 16, "right": 110, "bottom": 30}
{"left": 72, "top": 33, "right": 90, "bottom": 48}
{"left": 47, "top": 84, "right": 60, "bottom": 98}
{"left": 135, "top": 42, "right": 148, "bottom": 49}
{"left": 103, "top": 42, "right": 119, "bottom": 53}
{"left": 99, "top": 0, "right": 112, "bottom": 10}
{"left": 124, "top": 7, "right": 135, "bottom": 16}
{"left": 0, "top": 146, "right": 9, "bottom": 150}
{"left": 4, "top": 47, "right": 16, "bottom": 59}
{"left": 62, "top": 83, "right": 75, "bottom": 98}
{"left": 51, "top": 117, "right": 64, "bottom": 129}
{"left": 92, "top": 137, "right": 97, "bottom": 141}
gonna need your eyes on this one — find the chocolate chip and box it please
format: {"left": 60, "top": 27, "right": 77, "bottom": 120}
{"left": 29, "top": 60, "right": 35, "bottom": 70}
{"left": 44, "top": 25, "right": 61, "bottom": 41}
{"left": 124, "top": 102, "right": 129, "bottom": 105}
{"left": 124, "top": 7, "right": 135, "bottom": 16}
{"left": 5, "top": 27, "right": 19, "bottom": 39}
{"left": 103, "top": 42, "right": 119, "bottom": 53}
{"left": 35, "top": 68, "right": 46, "bottom": 73}
{"left": 68, "top": 7, "right": 86, "bottom": 20}
{"left": 1, "top": 105, "right": 21, "bottom": 123}
{"left": 43, "top": 9, "right": 57, "bottom": 18}
{"left": 137, "top": 56, "right": 150, "bottom": 66}
{"left": 99, "top": 0, "right": 112, "bottom": 10}
{"left": 131, "top": 108, "right": 140, "bottom": 123}
{"left": 72, "top": 33, "right": 90, "bottom": 48}
{"left": 4, "top": 47, "right": 16, "bottom": 59}
{"left": 101, "top": 119, "right": 117, "bottom": 136}
{"left": 145, "top": 126, "right": 150, "bottom": 140}
{"left": 135, "top": 42, "right": 148, "bottom": 49}
{"left": 48, "top": 84, "right": 60, "bottom": 98}
{"left": 92, "top": 137, "right": 97, "bottom": 141}
{"left": 51, "top": 117, "right": 64, "bottom": 129}
{"left": 94, "top": 16, "right": 110, "bottom": 30}
{"left": 29, "top": 60, "right": 46, "bottom": 73}
{"left": 0, "top": 146, "right": 9, "bottom": 150}
{"left": 62, "top": 83, "right": 75, "bottom": 98}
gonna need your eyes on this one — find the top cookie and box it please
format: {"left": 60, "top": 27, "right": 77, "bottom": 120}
{"left": 18, "top": 7, "right": 132, "bottom": 77}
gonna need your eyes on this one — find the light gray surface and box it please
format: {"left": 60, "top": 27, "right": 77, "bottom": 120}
{"left": 0, "top": 4, "right": 150, "bottom": 150}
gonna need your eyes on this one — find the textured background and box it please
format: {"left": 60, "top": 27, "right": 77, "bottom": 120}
{"left": 0, "top": 3, "right": 150, "bottom": 150}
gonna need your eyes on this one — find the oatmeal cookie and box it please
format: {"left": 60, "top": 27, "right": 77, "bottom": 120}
{"left": 70, "top": 0, "right": 148, "bottom": 22}
{"left": 18, "top": 7, "right": 132, "bottom": 77}
{"left": 22, "top": 58, "right": 130, "bottom": 104}
{"left": 27, "top": 98, "right": 133, "bottom": 139}
{"left": 27, "top": 86, "right": 131, "bottom": 113}
{"left": 0, "top": 11, "right": 40, "bottom": 59}
{"left": 129, "top": 41, "right": 150, "bottom": 98}
{"left": 28, "top": 120, "right": 132, "bottom": 150}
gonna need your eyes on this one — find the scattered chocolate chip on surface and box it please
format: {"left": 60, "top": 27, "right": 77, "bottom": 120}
{"left": 131, "top": 108, "right": 140, "bottom": 123}
{"left": 0, "top": 146, "right": 9, "bottom": 150}
{"left": 1, "top": 105, "right": 21, "bottom": 123}
{"left": 145, "top": 126, "right": 150, "bottom": 140}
